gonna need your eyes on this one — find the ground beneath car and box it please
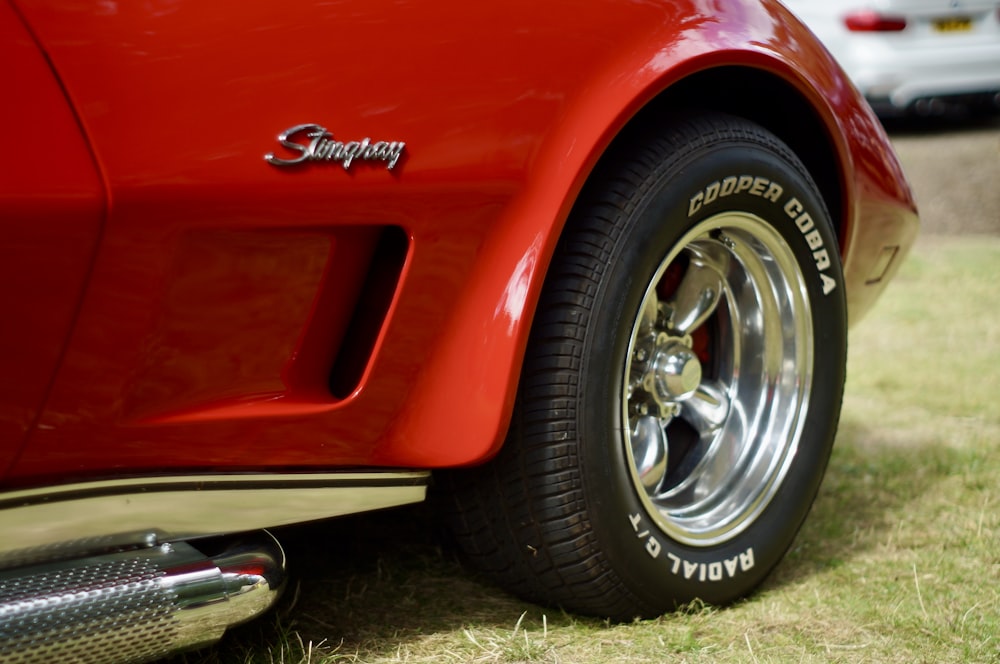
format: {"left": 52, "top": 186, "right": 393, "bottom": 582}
{"left": 885, "top": 115, "right": 1000, "bottom": 236}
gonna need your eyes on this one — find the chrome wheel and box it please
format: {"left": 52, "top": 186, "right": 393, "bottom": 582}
{"left": 624, "top": 212, "right": 813, "bottom": 547}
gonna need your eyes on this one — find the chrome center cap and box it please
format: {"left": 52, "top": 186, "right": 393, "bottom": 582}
{"left": 648, "top": 342, "right": 701, "bottom": 402}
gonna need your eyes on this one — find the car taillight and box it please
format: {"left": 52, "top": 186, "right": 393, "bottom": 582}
{"left": 844, "top": 9, "right": 907, "bottom": 31}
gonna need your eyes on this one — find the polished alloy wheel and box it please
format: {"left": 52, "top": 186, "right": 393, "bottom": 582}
{"left": 624, "top": 213, "right": 813, "bottom": 547}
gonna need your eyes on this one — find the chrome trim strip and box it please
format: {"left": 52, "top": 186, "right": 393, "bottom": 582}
{"left": 0, "top": 472, "right": 429, "bottom": 567}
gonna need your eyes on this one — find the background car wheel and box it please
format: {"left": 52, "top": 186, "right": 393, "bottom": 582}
{"left": 445, "top": 112, "right": 847, "bottom": 619}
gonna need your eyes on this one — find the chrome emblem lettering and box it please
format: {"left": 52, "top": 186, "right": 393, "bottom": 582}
{"left": 265, "top": 124, "right": 405, "bottom": 170}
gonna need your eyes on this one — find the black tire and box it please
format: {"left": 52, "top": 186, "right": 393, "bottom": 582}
{"left": 446, "top": 112, "right": 846, "bottom": 619}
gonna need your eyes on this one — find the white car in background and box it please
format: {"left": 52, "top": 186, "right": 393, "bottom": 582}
{"left": 783, "top": 0, "right": 1000, "bottom": 116}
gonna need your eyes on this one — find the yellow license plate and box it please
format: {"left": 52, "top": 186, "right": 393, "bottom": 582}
{"left": 934, "top": 17, "right": 973, "bottom": 31}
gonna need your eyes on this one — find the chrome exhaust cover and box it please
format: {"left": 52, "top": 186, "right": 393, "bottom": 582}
{"left": 0, "top": 534, "right": 285, "bottom": 664}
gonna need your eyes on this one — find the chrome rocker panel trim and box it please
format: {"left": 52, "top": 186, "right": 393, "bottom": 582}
{"left": 0, "top": 471, "right": 429, "bottom": 567}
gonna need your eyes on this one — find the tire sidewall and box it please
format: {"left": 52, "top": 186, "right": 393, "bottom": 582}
{"left": 579, "top": 136, "right": 847, "bottom": 608}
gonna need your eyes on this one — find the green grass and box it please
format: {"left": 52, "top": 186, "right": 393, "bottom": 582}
{"left": 170, "top": 236, "right": 1000, "bottom": 664}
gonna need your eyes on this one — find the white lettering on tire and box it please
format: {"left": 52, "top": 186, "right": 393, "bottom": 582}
{"left": 688, "top": 175, "right": 783, "bottom": 216}
{"left": 628, "top": 512, "right": 755, "bottom": 580}
{"left": 628, "top": 511, "right": 661, "bottom": 559}
{"left": 688, "top": 179, "right": 837, "bottom": 295}
{"left": 783, "top": 196, "right": 838, "bottom": 294}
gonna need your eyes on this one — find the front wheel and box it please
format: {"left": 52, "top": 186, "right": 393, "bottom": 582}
{"left": 447, "top": 112, "right": 846, "bottom": 619}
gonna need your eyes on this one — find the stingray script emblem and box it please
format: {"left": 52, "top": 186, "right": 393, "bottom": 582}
{"left": 265, "top": 124, "right": 405, "bottom": 170}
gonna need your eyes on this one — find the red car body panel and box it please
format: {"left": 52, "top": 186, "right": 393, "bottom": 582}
{"left": 0, "top": 1, "right": 105, "bottom": 474}
{"left": 2, "top": 0, "right": 917, "bottom": 487}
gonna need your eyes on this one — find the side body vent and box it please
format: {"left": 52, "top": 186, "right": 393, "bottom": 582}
{"left": 329, "top": 226, "right": 409, "bottom": 398}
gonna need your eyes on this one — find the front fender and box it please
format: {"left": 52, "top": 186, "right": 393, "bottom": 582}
{"left": 374, "top": 0, "right": 910, "bottom": 466}
{"left": 8, "top": 0, "right": 914, "bottom": 479}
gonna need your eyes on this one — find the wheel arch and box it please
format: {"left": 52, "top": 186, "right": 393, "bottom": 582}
{"left": 599, "top": 66, "right": 847, "bottom": 249}
{"left": 377, "top": 62, "right": 854, "bottom": 469}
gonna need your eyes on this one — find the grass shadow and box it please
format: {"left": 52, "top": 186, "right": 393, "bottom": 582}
{"left": 167, "top": 504, "right": 592, "bottom": 663}
{"left": 764, "top": 413, "right": 989, "bottom": 591}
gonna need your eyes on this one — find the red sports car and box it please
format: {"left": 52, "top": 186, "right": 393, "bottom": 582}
{"left": 1, "top": 0, "right": 918, "bottom": 661}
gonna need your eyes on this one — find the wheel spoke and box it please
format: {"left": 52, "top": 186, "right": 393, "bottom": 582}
{"left": 638, "top": 290, "right": 660, "bottom": 336}
{"left": 630, "top": 415, "right": 668, "bottom": 492}
{"left": 667, "top": 241, "right": 729, "bottom": 335}
{"left": 680, "top": 379, "right": 730, "bottom": 439}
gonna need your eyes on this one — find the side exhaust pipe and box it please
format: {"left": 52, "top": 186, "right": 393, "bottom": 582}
{"left": 0, "top": 533, "right": 285, "bottom": 664}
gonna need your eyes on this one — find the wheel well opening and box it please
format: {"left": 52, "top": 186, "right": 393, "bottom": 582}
{"left": 598, "top": 67, "right": 845, "bottom": 244}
